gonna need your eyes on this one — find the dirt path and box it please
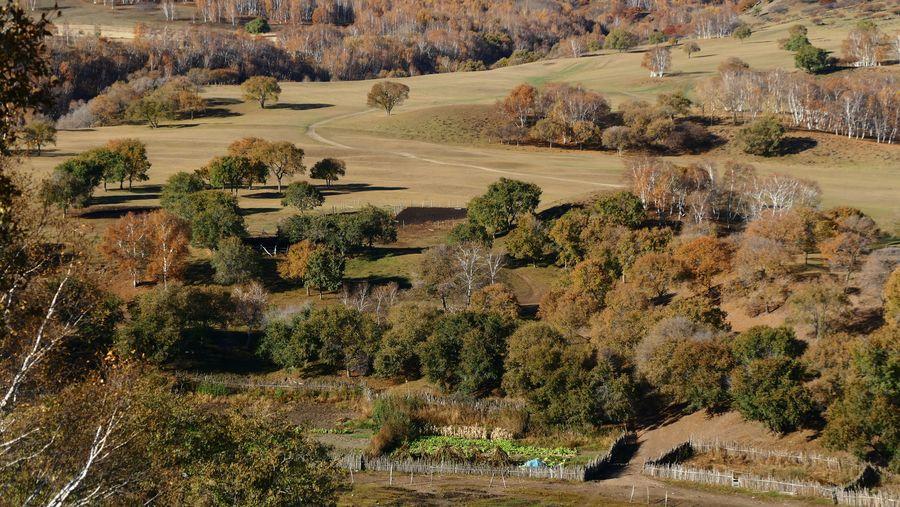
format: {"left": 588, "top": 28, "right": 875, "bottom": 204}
{"left": 306, "top": 112, "right": 625, "bottom": 189}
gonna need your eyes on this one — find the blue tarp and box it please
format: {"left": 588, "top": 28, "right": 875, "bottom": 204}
{"left": 523, "top": 458, "right": 545, "bottom": 468}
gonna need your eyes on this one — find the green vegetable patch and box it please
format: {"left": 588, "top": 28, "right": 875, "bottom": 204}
{"left": 404, "top": 436, "right": 577, "bottom": 466}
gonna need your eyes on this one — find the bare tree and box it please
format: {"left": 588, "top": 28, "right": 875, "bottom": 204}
{"left": 455, "top": 244, "right": 485, "bottom": 305}
{"left": 484, "top": 250, "right": 505, "bottom": 284}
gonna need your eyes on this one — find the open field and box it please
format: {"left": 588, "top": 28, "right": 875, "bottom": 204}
{"left": 24, "top": 13, "right": 900, "bottom": 234}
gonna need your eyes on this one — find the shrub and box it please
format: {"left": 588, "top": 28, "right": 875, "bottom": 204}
{"left": 731, "top": 325, "right": 806, "bottom": 364}
{"left": 795, "top": 44, "right": 830, "bottom": 73}
{"left": 369, "top": 397, "right": 424, "bottom": 455}
{"left": 736, "top": 115, "right": 785, "bottom": 156}
{"left": 244, "top": 17, "right": 270, "bottom": 34}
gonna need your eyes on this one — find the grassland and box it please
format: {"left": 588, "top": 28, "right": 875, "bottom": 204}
{"left": 26, "top": 12, "right": 900, "bottom": 237}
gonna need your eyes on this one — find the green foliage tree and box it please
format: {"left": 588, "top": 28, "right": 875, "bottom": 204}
{"left": 467, "top": 178, "right": 542, "bottom": 236}
{"left": 593, "top": 191, "right": 646, "bottom": 228}
{"left": 448, "top": 221, "right": 492, "bottom": 247}
{"left": 366, "top": 81, "right": 410, "bottom": 115}
{"left": 107, "top": 138, "right": 151, "bottom": 189}
{"left": 504, "top": 213, "right": 551, "bottom": 263}
{"left": 304, "top": 249, "right": 344, "bottom": 297}
{"left": 244, "top": 16, "right": 270, "bottom": 34}
{"left": 40, "top": 154, "right": 105, "bottom": 215}
{"left": 20, "top": 118, "right": 56, "bottom": 155}
{"left": 604, "top": 28, "right": 639, "bottom": 51}
{"left": 116, "top": 285, "right": 228, "bottom": 363}
{"left": 355, "top": 205, "right": 398, "bottom": 246}
{"left": 182, "top": 191, "right": 247, "bottom": 249}
{"left": 822, "top": 327, "right": 899, "bottom": 469}
{"left": 794, "top": 44, "right": 831, "bottom": 74}
{"left": 731, "top": 325, "right": 806, "bottom": 364}
{"left": 281, "top": 181, "right": 324, "bottom": 212}
{"left": 374, "top": 303, "right": 442, "bottom": 379}
{"left": 211, "top": 236, "right": 261, "bottom": 285}
{"left": 419, "top": 312, "right": 513, "bottom": 395}
{"left": 160, "top": 171, "right": 206, "bottom": 217}
{"left": 736, "top": 115, "right": 785, "bottom": 157}
{"left": 730, "top": 357, "right": 815, "bottom": 433}
{"left": 782, "top": 25, "right": 811, "bottom": 51}
{"left": 241, "top": 76, "right": 281, "bottom": 108}
{"left": 206, "top": 155, "right": 264, "bottom": 194}
{"left": 309, "top": 158, "right": 346, "bottom": 187}
{"left": 125, "top": 95, "right": 175, "bottom": 128}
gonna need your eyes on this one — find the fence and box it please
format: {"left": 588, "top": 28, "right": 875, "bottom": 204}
{"left": 338, "top": 431, "right": 636, "bottom": 483}
{"left": 688, "top": 436, "right": 860, "bottom": 471}
{"left": 641, "top": 439, "right": 900, "bottom": 506}
{"left": 339, "top": 453, "right": 588, "bottom": 481}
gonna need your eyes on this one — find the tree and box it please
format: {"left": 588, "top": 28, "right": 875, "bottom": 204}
{"left": 822, "top": 327, "right": 899, "bottom": 468}
{"left": 733, "top": 24, "right": 751, "bottom": 41}
{"left": 244, "top": 16, "right": 270, "bottom": 34}
{"left": 206, "top": 155, "right": 265, "bottom": 193}
{"left": 788, "top": 281, "right": 849, "bottom": 340}
{"left": 41, "top": 155, "right": 104, "bottom": 215}
{"left": 211, "top": 236, "right": 260, "bottom": 285}
{"left": 305, "top": 249, "right": 344, "bottom": 297}
{"left": 795, "top": 44, "right": 830, "bottom": 74}
{"left": 604, "top": 28, "right": 638, "bottom": 52}
{"left": 594, "top": 191, "right": 646, "bottom": 228}
{"left": 183, "top": 191, "right": 247, "bottom": 249}
{"left": 448, "top": 221, "right": 492, "bottom": 247}
{"left": 842, "top": 21, "right": 886, "bottom": 67}
{"left": 366, "top": 81, "right": 410, "bottom": 115}
{"left": 642, "top": 46, "right": 672, "bottom": 78}
{"left": 674, "top": 236, "right": 733, "bottom": 290}
{"left": 125, "top": 95, "right": 175, "bottom": 128}
{"left": 466, "top": 178, "right": 542, "bottom": 236}
{"left": 656, "top": 91, "right": 693, "bottom": 119}
{"left": 310, "top": 158, "right": 346, "bottom": 187}
{"left": 231, "top": 281, "right": 269, "bottom": 342}
{"left": 627, "top": 252, "right": 679, "bottom": 298}
{"left": 642, "top": 337, "right": 735, "bottom": 412}
{"left": 277, "top": 240, "right": 318, "bottom": 293}
{"left": 374, "top": 303, "right": 441, "bottom": 379}
{"left": 355, "top": 205, "right": 398, "bottom": 247}
{"left": 682, "top": 41, "right": 700, "bottom": 58}
{"left": 263, "top": 141, "right": 305, "bottom": 191}
{"left": 730, "top": 357, "right": 815, "bottom": 433}
{"left": 241, "top": 76, "right": 281, "bottom": 108}
{"left": 782, "top": 25, "right": 811, "bottom": 52}
{"left": 107, "top": 138, "right": 151, "bottom": 189}
{"left": 145, "top": 209, "right": 190, "bottom": 288}
{"left": 160, "top": 171, "right": 205, "bottom": 217}
{"left": 505, "top": 213, "right": 550, "bottom": 263}
{"left": 499, "top": 84, "right": 538, "bottom": 130}
{"left": 736, "top": 115, "right": 785, "bottom": 156}
{"left": 101, "top": 212, "right": 151, "bottom": 287}
{"left": 419, "top": 312, "right": 512, "bottom": 395}
{"left": 469, "top": 283, "right": 519, "bottom": 320}
{"left": 20, "top": 118, "right": 55, "bottom": 155}
{"left": 281, "top": 181, "right": 324, "bottom": 212}
{"left": 731, "top": 325, "right": 806, "bottom": 364}
{"left": 0, "top": 0, "right": 54, "bottom": 154}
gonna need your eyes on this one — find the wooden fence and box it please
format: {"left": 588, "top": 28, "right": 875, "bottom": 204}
{"left": 688, "top": 436, "right": 860, "bottom": 471}
{"left": 641, "top": 439, "right": 900, "bottom": 506}
{"left": 337, "top": 431, "right": 636, "bottom": 483}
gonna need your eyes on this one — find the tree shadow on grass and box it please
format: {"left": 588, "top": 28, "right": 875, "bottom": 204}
{"left": 206, "top": 97, "right": 242, "bottom": 106}
{"left": 158, "top": 123, "right": 200, "bottom": 129}
{"left": 781, "top": 136, "right": 817, "bottom": 155}
{"left": 92, "top": 193, "right": 159, "bottom": 205}
{"left": 358, "top": 246, "right": 424, "bottom": 261}
{"left": 346, "top": 274, "right": 411, "bottom": 289}
{"left": 196, "top": 107, "right": 242, "bottom": 119}
{"left": 240, "top": 207, "right": 281, "bottom": 216}
{"left": 268, "top": 103, "right": 334, "bottom": 111}
{"left": 244, "top": 191, "right": 284, "bottom": 199}
{"left": 183, "top": 259, "right": 215, "bottom": 286}
{"left": 75, "top": 205, "right": 159, "bottom": 219}
{"left": 319, "top": 183, "right": 408, "bottom": 196}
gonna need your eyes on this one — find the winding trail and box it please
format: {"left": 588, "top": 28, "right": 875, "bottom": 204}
{"left": 306, "top": 110, "right": 625, "bottom": 189}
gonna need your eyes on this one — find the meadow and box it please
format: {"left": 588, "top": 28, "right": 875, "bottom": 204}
{"left": 25, "top": 12, "right": 900, "bottom": 236}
